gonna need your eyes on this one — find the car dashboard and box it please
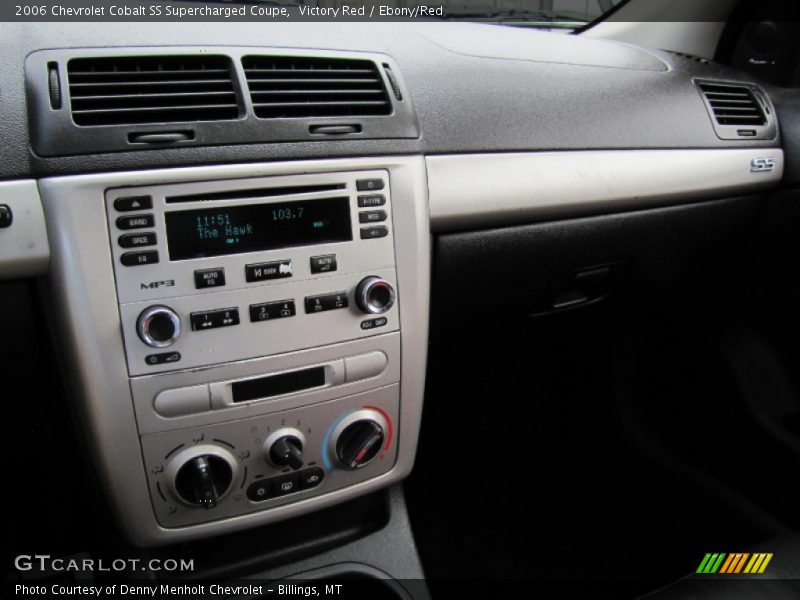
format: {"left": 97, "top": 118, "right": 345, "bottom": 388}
{"left": 2, "top": 15, "right": 798, "bottom": 595}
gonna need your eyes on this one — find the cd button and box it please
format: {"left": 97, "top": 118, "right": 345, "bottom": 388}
{"left": 360, "top": 226, "right": 389, "bottom": 240}
{"left": 120, "top": 250, "right": 159, "bottom": 266}
{"left": 245, "top": 260, "right": 293, "bottom": 283}
{"left": 118, "top": 232, "right": 156, "bottom": 248}
{"left": 113, "top": 196, "right": 152, "bottom": 212}
{"left": 359, "top": 210, "right": 387, "bottom": 224}
{"left": 356, "top": 178, "right": 385, "bottom": 192}
{"left": 194, "top": 268, "right": 226, "bottom": 289}
{"left": 310, "top": 254, "right": 337, "bottom": 274}
{"left": 116, "top": 214, "right": 155, "bottom": 230}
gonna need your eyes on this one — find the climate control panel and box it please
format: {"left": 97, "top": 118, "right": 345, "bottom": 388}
{"left": 142, "top": 385, "right": 398, "bottom": 528}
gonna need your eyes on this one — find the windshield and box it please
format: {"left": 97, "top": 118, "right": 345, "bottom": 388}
{"left": 438, "top": 0, "right": 627, "bottom": 30}
{"left": 188, "top": 0, "right": 628, "bottom": 31}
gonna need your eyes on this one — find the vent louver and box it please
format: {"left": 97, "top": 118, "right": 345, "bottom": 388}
{"left": 67, "top": 55, "right": 240, "bottom": 126}
{"left": 242, "top": 56, "right": 392, "bottom": 119}
{"left": 698, "top": 82, "right": 766, "bottom": 126}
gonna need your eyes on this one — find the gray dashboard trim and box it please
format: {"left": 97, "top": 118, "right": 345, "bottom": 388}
{"left": 0, "top": 180, "right": 49, "bottom": 279}
{"left": 38, "top": 156, "right": 430, "bottom": 546}
{"left": 426, "top": 149, "right": 785, "bottom": 231}
{"left": 0, "top": 23, "right": 783, "bottom": 180}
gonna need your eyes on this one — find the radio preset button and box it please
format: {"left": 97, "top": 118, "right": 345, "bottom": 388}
{"left": 194, "top": 268, "right": 226, "bottom": 289}
{"left": 360, "top": 226, "right": 389, "bottom": 240}
{"left": 245, "top": 260, "right": 293, "bottom": 283}
{"left": 120, "top": 250, "right": 159, "bottom": 266}
{"left": 116, "top": 214, "right": 155, "bottom": 230}
{"left": 250, "top": 300, "right": 296, "bottom": 322}
{"left": 190, "top": 307, "right": 240, "bottom": 331}
{"left": 357, "top": 194, "right": 386, "bottom": 208}
{"left": 305, "top": 292, "right": 349, "bottom": 314}
{"left": 310, "top": 254, "right": 337, "bottom": 274}
{"left": 359, "top": 210, "right": 387, "bottom": 224}
{"left": 118, "top": 232, "right": 156, "bottom": 248}
{"left": 113, "top": 196, "right": 152, "bottom": 212}
{"left": 356, "top": 178, "right": 385, "bottom": 192}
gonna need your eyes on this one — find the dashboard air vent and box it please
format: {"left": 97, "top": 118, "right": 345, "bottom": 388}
{"left": 66, "top": 55, "right": 240, "bottom": 126}
{"left": 242, "top": 56, "right": 392, "bottom": 119}
{"left": 697, "top": 82, "right": 766, "bottom": 126}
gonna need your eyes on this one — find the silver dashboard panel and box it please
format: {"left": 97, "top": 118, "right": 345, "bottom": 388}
{"left": 38, "top": 156, "right": 430, "bottom": 546}
{"left": 426, "top": 149, "right": 785, "bottom": 231}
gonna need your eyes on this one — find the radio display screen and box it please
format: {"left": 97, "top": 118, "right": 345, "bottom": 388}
{"left": 164, "top": 197, "right": 352, "bottom": 261}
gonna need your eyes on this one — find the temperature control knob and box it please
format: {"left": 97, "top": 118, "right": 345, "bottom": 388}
{"left": 355, "top": 276, "right": 396, "bottom": 315}
{"left": 264, "top": 428, "right": 306, "bottom": 470}
{"left": 167, "top": 445, "right": 237, "bottom": 509}
{"left": 330, "top": 409, "right": 389, "bottom": 470}
{"left": 137, "top": 305, "right": 181, "bottom": 348}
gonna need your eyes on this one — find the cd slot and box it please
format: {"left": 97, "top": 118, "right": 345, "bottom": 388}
{"left": 232, "top": 366, "right": 325, "bottom": 403}
{"left": 165, "top": 183, "right": 346, "bottom": 204}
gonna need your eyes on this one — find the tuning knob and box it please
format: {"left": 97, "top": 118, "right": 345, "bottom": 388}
{"left": 355, "top": 276, "right": 396, "bottom": 315}
{"left": 137, "top": 305, "right": 181, "bottom": 348}
{"left": 264, "top": 428, "right": 306, "bottom": 470}
{"left": 167, "top": 445, "right": 237, "bottom": 509}
{"left": 330, "top": 409, "right": 388, "bottom": 470}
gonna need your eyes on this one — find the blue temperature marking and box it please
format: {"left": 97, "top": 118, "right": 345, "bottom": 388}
{"left": 321, "top": 409, "right": 356, "bottom": 470}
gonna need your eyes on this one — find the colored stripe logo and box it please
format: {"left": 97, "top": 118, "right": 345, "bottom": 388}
{"left": 696, "top": 553, "right": 773, "bottom": 574}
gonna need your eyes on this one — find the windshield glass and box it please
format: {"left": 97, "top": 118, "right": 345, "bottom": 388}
{"left": 190, "top": 1, "right": 627, "bottom": 31}
{"left": 437, "top": 0, "right": 627, "bottom": 30}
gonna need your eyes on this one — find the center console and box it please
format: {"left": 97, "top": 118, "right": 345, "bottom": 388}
{"left": 39, "top": 157, "right": 430, "bottom": 546}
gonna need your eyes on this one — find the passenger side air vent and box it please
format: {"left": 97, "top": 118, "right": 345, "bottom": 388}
{"left": 698, "top": 82, "right": 765, "bottom": 126}
{"left": 696, "top": 80, "right": 776, "bottom": 140}
{"left": 66, "top": 55, "right": 240, "bottom": 126}
{"left": 242, "top": 56, "right": 392, "bottom": 119}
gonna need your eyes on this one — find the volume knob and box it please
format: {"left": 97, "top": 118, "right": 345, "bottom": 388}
{"left": 137, "top": 305, "right": 181, "bottom": 348}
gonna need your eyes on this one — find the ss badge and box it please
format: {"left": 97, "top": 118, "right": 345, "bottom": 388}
{"left": 751, "top": 157, "right": 776, "bottom": 173}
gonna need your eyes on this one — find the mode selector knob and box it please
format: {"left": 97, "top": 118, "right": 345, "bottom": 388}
{"left": 137, "top": 305, "right": 181, "bottom": 348}
{"left": 264, "top": 428, "right": 306, "bottom": 471}
{"left": 355, "top": 276, "right": 396, "bottom": 315}
{"left": 167, "top": 445, "right": 238, "bottom": 509}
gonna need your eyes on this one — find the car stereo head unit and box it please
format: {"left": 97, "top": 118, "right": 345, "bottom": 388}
{"left": 106, "top": 170, "right": 398, "bottom": 375}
